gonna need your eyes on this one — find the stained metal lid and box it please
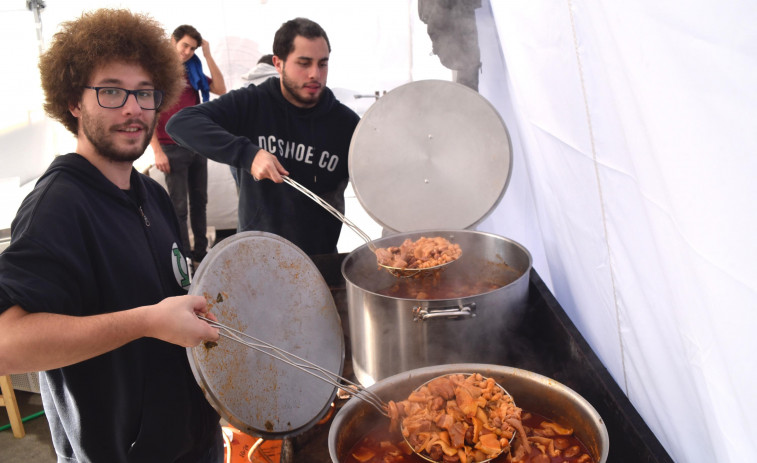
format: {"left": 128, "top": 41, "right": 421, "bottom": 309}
{"left": 187, "top": 231, "right": 344, "bottom": 438}
{"left": 349, "top": 80, "right": 512, "bottom": 232}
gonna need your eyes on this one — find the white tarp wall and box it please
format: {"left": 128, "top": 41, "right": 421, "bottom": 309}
{"left": 2, "top": 1, "right": 756, "bottom": 462}
{"left": 477, "top": 1, "right": 757, "bottom": 461}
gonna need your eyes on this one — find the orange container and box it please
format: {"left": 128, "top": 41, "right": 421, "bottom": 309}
{"left": 222, "top": 425, "right": 282, "bottom": 463}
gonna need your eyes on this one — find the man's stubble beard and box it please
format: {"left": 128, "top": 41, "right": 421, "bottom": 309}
{"left": 81, "top": 107, "right": 157, "bottom": 164}
{"left": 280, "top": 65, "right": 322, "bottom": 108}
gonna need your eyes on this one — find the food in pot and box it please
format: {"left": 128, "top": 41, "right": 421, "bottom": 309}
{"left": 375, "top": 236, "right": 462, "bottom": 270}
{"left": 375, "top": 255, "right": 523, "bottom": 300}
{"left": 385, "top": 373, "right": 518, "bottom": 462}
{"left": 344, "top": 410, "right": 594, "bottom": 463}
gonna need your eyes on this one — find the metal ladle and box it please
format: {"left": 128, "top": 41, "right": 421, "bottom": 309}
{"left": 401, "top": 374, "right": 517, "bottom": 463}
{"left": 199, "top": 317, "right": 509, "bottom": 463}
{"left": 198, "top": 315, "right": 389, "bottom": 418}
{"left": 282, "top": 176, "right": 459, "bottom": 278}
{"left": 200, "top": 316, "right": 514, "bottom": 463}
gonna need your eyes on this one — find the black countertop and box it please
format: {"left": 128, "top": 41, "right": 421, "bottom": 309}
{"left": 283, "top": 253, "right": 674, "bottom": 462}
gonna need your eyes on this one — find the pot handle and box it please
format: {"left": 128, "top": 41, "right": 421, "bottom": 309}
{"left": 412, "top": 303, "right": 476, "bottom": 322}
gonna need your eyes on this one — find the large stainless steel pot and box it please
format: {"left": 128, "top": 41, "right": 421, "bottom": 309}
{"left": 328, "top": 363, "right": 609, "bottom": 463}
{"left": 342, "top": 230, "right": 532, "bottom": 386}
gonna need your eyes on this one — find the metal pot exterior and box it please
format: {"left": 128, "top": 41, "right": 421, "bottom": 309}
{"left": 342, "top": 230, "right": 532, "bottom": 386}
{"left": 328, "top": 364, "right": 609, "bottom": 463}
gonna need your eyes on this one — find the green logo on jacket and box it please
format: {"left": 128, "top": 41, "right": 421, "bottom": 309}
{"left": 171, "top": 242, "right": 191, "bottom": 288}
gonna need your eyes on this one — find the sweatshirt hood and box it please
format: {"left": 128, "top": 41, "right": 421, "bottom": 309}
{"left": 40, "top": 153, "right": 147, "bottom": 205}
{"left": 240, "top": 63, "right": 279, "bottom": 86}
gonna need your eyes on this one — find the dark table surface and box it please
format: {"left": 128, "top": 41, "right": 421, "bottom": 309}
{"left": 283, "top": 253, "right": 674, "bottom": 462}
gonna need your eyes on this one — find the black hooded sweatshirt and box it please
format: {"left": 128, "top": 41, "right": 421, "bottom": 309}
{"left": 0, "top": 154, "right": 219, "bottom": 462}
{"left": 166, "top": 77, "right": 360, "bottom": 255}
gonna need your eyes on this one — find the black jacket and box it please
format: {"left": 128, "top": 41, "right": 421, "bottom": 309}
{"left": 167, "top": 77, "right": 360, "bottom": 255}
{"left": 0, "top": 153, "right": 218, "bottom": 462}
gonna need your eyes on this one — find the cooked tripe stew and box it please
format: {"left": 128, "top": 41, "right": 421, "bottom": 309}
{"left": 346, "top": 373, "right": 595, "bottom": 463}
{"left": 375, "top": 236, "right": 462, "bottom": 270}
{"left": 387, "top": 373, "right": 518, "bottom": 462}
{"left": 345, "top": 413, "right": 594, "bottom": 463}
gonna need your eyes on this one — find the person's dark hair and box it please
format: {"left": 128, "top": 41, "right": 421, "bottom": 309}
{"left": 272, "top": 17, "right": 331, "bottom": 61}
{"left": 257, "top": 54, "right": 274, "bottom": 66}
{"left": 39, "top": 9, "right": 184, "bottom": 135}
{"left": 172, "top": 24, "right": 203, "bottom": 47}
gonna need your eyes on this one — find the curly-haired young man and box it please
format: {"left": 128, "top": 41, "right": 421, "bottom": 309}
{"left": 0, "top": 9, "right": 224, "bottom": 462}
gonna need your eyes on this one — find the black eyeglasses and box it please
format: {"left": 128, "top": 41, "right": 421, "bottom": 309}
{"left": 82, "top": 86, "right": 164, "bottom": 110}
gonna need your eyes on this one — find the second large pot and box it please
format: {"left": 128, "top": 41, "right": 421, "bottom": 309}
{"left": 329, "top": 363, "right": 609, "bottom": 463}
{"left": 342, "top": 229, "right": 532, "bottom": 386}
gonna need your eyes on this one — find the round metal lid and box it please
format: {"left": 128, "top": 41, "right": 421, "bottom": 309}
{"left": 349, "top": 80, "right": 512, "bottom": 232}
{"left": 187, "top": 231, "right": 344, "bottom": 438}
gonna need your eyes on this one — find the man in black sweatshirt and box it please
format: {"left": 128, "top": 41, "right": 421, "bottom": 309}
{"left": 167, "top": 18, "right": 360, "bottom": 255}
{"left": 0, "top": 9, "right": 223, "bottom": 463}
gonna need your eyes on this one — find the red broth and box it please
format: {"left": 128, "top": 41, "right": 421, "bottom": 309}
{"left": 343, "top": 410, "right": 594, "bottom": 463}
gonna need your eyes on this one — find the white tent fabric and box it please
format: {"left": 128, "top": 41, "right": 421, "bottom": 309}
{"left": 477, "top": 1, "right": 757, "bottom": 461}
{"left": 2, "top": 1, "right": 756, "bottom": 461}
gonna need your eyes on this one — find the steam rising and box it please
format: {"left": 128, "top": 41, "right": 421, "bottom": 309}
{"left": 419, "top": 0, "right": 482, "bottom": 90}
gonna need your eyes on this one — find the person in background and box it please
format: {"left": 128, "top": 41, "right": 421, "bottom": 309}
{"left": 167, "top": 17, "right": 360, "bottom": 256}
{"left": 151, "top": 24, "right": 227, "bottom": 267}
{"left": 0, "top": 9, "right": 223, "bottom": 462}
{"left": 241, "top": 53, "right": 279, "bottom": 86}
{"left": 229, "top": 53, "right": 280, "bottom": 188}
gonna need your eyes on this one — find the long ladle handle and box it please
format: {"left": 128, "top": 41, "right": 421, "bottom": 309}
{"left": 281, "top": 176, "right": 377, "bottom": 252}
{"left": 197, "top": 315, "right": 389, "bottom": 417}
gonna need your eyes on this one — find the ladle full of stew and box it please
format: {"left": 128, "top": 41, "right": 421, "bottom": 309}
{"left": 386, "top": 373, "right": 518, "bottom": 463}
{"left": 282, "top": 176, "right": 462, "bottom": 277}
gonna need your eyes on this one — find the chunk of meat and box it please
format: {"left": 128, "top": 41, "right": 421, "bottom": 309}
{"left": 506, "top": 418, "right": 531, "bottom": 455}
{"left": 476, "top": 432, "right": 502, "bottom": 455}
{"left": 427, "top": 376, "right": 456, "bottom": 400}
{"left": 403, "top": 415, "right": 434, "bottom": 436}
{"left": 449, "top": 422, "right": 467, "bottom": 449}
{"left": 564, "top": 445, "right": 581, "bottom": 458}
{"left": 428, "top": 444, "right": 444, "bottom": 461}
{"left": 455, "top": 386, "right": 479, "bottom": 418}
{"left": 435, "top": 413, "right": 455, "bottom": 431}
{"left": 529, "top": 436, "right": 560, "bottom": 457}
{"left": 386, "top": 400, "right": 401, "bottom": 432}
{"left": 554, "top": 437, "right": 571, "bottom": 450}
{"left": 541, "top": 420, "right": 573, "bottom": 436}
{"left": 351, "top": 446, "right": 375, "bottom": 462}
